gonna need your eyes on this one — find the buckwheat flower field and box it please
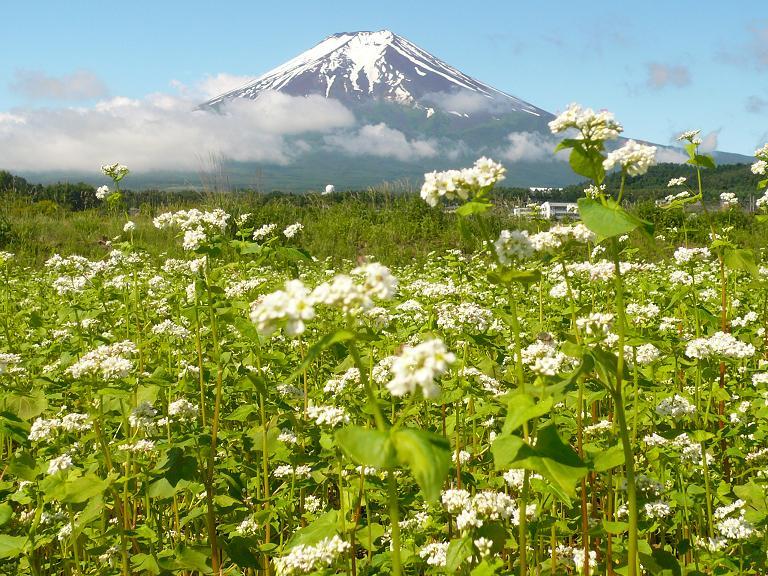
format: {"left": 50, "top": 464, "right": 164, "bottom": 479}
{"left": 3, "top": 106, "right": 768, "bottom": 576}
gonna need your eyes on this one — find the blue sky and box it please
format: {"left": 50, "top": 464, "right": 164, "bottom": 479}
{"left": 0, "top": 0, "right": 766, "bottom": 169}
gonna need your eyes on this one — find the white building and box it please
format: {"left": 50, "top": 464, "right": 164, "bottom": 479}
{"left": 540, "top": 201, "right": 578, "bottom": 220}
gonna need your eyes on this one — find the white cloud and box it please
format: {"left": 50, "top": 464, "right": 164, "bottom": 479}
{"left": 699, "top": 129, "right": 719, "bottom": 153}
{"left": 0, "top": 91, "right": 355, "bottom": 172}
{"left": 645, "top": 63, "right": 691, "bottom": 89}
{"left": 422, "top": 89, "right": 498, "bottom": 114}
{"left": 171, "top": 73, "right": 258, "bottom": 100}
{"left": 497, "top": 131, "right": 563, "bottom": 162}
{"left": 655, "top": 148, "right": 688, "bottom": 163}
{"left": 324, "top": 123, "right": 438, "bottom": 161}
{"left": 9, "top": 69, "right": 109, "bottom": 101}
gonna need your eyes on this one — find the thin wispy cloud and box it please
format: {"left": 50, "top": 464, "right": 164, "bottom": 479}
{"left": 746, "top": 95, "right": 768, "bottom": 114}
{"left": 9, "top": 69, "right": 109, "bottom": 101}
{"left": 645, "top": 63, "right": 691, "bottom": 90}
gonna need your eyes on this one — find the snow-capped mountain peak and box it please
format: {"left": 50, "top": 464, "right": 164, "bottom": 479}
{"left": 202, "top": 30, "right": 544, "bottom": 116}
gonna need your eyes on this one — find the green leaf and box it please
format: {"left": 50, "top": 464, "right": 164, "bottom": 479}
{"left": 501, "top": 394, "right": 553, "bottom": 435}
{"left": 487, "top": 269, "right": 541, "bottom": 287}
{"left": 0, "top": 534, "right": 27, "bottom": 560}
{"left": 758, "top": 178, "right": 768, "bottom": 190}
{"left": 172, "top": 545, "right": 212, "bottom": 574}
{"left": 285, "top": 510, "right": 339, "bottom": 549}
{"left": 492, "top": 425, "right": 587, "bottom": 498}
{"left": 456, "top": 201, "right": 492, "bottom": 217}
{"left": 392, "top": 428, "right": 450, "bottom": 502}
{"left": 0, "top": 504, "right": 12, "bottom": 527}
{"left": 355, "top": 523, "right": 385, "bottom": 551}
{"left": 569, "top": 144, "right": 605, "bottom": 183}
{"left": 577, "top": 198, "right": 653, "bottom": 241}
{"left": 592, "top": 443, "right": 625, "bottom": 472}
{"left": 687, "top": 154, "right": 716, "bottom": 170}
{"left": 445, "top": 537, "right": 473, "bottom": 572}
{"left": 4, "top": 391, "right": 48, "bottom": 421}
{"left": 471, "top": 559, "right": 505, "bottom": 576}
{"left": 638, "top": 548, "right": 681, "bottom": 576}
{"left": 723, "top": 247, "right": 759, "bottom": 278}
{"left": 335, "top": 426, "right": 398, "bottom": 469}
{"left": 0, "top": 412, "right": 30, "bottom": 444}
{"left": 132, "top": 553, "right": 161, "bottom": 575}
{"left": 288, "top": 330, "right": 356, "bottom": 381}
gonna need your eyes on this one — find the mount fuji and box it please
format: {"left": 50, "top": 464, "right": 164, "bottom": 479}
{"left": 193, "top": 30, "right": 748, "bottom": 191}
{"left": 202, "top": 30, "right": 547, "bottom": 119}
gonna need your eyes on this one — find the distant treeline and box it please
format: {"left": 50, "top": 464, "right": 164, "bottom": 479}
{"left": 0, "top": 162, "right": 762, "bottom": 213}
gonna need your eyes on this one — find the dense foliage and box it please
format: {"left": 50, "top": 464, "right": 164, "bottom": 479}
{"left": 1, "top": 116, "right": 768, "bottom": 576}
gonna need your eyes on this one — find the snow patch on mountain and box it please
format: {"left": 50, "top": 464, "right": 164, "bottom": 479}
{"left": 202, "top": 30, "right": 546, "bottom": 117}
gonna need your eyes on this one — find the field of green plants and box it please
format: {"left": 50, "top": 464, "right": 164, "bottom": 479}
{"left": 2, "top": 105, "right": 768, "bottom": 576}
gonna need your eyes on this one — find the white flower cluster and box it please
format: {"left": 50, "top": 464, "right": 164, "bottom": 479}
{"left": 306, "top": 404, "right": 350, "bottom": 427}
{"left": 657, "top": 190, "right": 692, "bottom": 207}
{"left": 323, "top": 367, "right": 360, "bottom": 394}
{"left": 521, "top": 340, "right": 568, "bottom": 376}
{"left": 603, "top": 140, "right": 657, "bottom": 176}
{"left": 119, "top": 439, "right": 156, "bottom": 453}
{"left": 437, "top": 302, "right": 494, "bottom": 333}
{"left": 502, "top": 469, "right": 543, "bottom": 491}
{"left": 548, "top": 103, "right": 623, "bottom": 141}
{"left": 225, "top": 278, "right": 266, "bottom": 299}
{"left": 48, "top": 454, "right": 73, "bottom": 475}
{"left": 420, "top": 157, "right": 506, "bottom": 207}
{"left": 65, "top": 340, "right": 137, "bottom": 380}
{"left": 273, "top": 465, "right": 312, "bottom": 479}
{"left": 632, "top": 343, "right": 661, "bottom": 365}
{"left": 576, "top": 313, "right": 614, "bottom": 338}
{"left": 720, "top": 192, "right": 738, "bottom": 208}
{"left": 528, "top": 223, "right": 596, "bottom": 253}
{"left": 685, "top": 332, "right": 755, "bottom": 360}
{"left": 673, "top": 247, "right": 711, "bottom": 265}
{"left": 129, "top": 401, "right": 158, "bottom": 430}
{"left": 668, "top": 177, "right": 687, "bottom": 187}
{"left": 441, "top": 488, "right": 533, "bottom": 531}
{"left": 168, "top": 398, "right": 198, "bottom": 420}
{"left": 254, "top": 223, "right": 277, "bottom": 240}
{"left": 153, "top": 208, "right": 231, "bottom": 251}
{"left": 234, "top": 516, "right": 259, "bottom": 537}
{"left": 419, "top": 542, "right": 449, "bottom": 567}
{"left": 29, "top": 413, "right": 91, "bottom": 442}
{"left": 0, "top": 352, "right": 22, "bottom": 375}
{"left": 386, "top": 339, "right": 455, "bottom": 399}
{"left": 751, "top": 143, "right": 768, "bottom": 176}
{"left": 250, "top": 279, "right": 315, "bottom": 336}
{"left": 351, "top": 262, "right": 398, "bottom": 300}
{"left": 96, "top": 185, "right": 110, "bottom": 200}
{"left": 677, "top": 129, "right": 701, "bottom": 143}
{"left": 460, "top": 367, "right": 503, "bottom": 396}
{"left": 283, "top": 222, "right": 303, "bottom": 239}
{"left": 151, "top": 319, "right": 190, "bottom": 339}
{"left": 274, "top": 535, "right": 350, "bottom": 576}
{"left": 554, "top": 545, "right": 597, "bottom": 573}
{"left": 752, "top": 373, "right": 768, "bottom": 387}
{"left": 101, "top": 163, "right": 129, "bottom": 181}
{"left": 626, "top": 302, "right": 660, "bottom": 325}
{"left": 714, "top": 500, "right": 755, "bottom": 541}
{"left": 252, "top": 265, "right": 396, "bottom": 336}
{"left": 756, "top": 190, "right": 768, "bottom": 211}
{"left": 495, "top": 230, "right": 533, "bottom": 264}
{"left": 655, "top": 395, "right": 696, "bottom": 420}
